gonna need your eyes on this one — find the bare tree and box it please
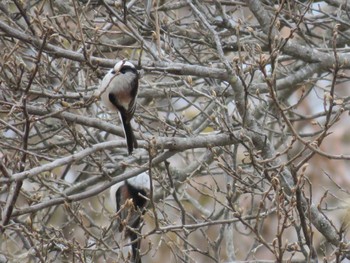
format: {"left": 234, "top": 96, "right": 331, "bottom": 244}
{"left": 1, "top": 0, "right": 350, "bottom": 262}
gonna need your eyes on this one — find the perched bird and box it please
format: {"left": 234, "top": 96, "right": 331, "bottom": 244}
{"left": 99, "top": 60, "right": 139, "bottom": 154}
{"left": 110, "top": 172, "right": 150, "bottom": 263}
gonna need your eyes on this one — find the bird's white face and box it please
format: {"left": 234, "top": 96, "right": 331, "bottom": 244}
{"left": 113, "top": 60, "right": 136, "bottom": 73}
{"left": 127, "top": 172, "right": 150, "bottom": 190}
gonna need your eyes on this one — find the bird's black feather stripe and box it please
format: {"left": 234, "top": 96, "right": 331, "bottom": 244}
{"left": 119, "top": 108, "right": 138, "bottom": 154}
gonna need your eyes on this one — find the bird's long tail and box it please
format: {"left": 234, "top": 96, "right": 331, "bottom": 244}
{"left": 129, "top": 231, "right": 142, "bottom": 263}
{"left": 119, "top": 112, "right": 138, "bottom": 154}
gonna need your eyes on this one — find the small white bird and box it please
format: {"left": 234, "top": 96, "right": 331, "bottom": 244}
{"left": 99, "top": 60, "right": 139, "bottom": 154}
{"left": 110, "top": 172, "right": 151, "bottom": 263}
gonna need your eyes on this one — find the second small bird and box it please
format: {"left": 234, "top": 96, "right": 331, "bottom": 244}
{"left": 99, "top": 60, "right": 139, "bottom": 154}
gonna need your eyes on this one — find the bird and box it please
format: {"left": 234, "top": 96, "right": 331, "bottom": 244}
{"left": 110, "top": 172, "right": 150, "bottom": 263}
{"left": 99, "top": 60, "right": 139, "bottom": 154}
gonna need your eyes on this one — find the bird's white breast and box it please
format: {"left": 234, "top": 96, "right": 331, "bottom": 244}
{"left": 99, "top": 69, "right": 118, "bottom": 110}
{"left": 99, "top": 69, "right": 137, "bottom": 111}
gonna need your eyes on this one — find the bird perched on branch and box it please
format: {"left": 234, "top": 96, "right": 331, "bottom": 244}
{"left": 110, "top": 172, "right": 150, "bottom": 263}
{"left": 99, "top": 60, "right": 139, "bottom": 154}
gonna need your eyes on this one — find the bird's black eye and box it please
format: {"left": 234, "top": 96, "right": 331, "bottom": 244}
{"left": 111, "top": 70, "right": 116, "bottom": 74}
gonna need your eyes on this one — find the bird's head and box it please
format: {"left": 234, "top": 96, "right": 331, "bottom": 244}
{"left": 112, "top": 60, "right": 137, "bottom": 75}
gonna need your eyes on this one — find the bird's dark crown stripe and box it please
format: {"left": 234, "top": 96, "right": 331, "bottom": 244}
{"left": 120, "top": 65, "right": 138, "bottom": 76}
